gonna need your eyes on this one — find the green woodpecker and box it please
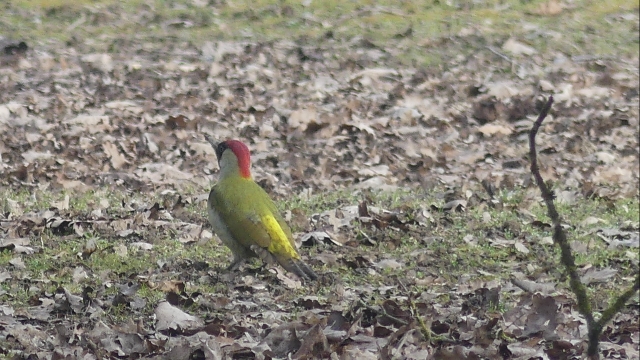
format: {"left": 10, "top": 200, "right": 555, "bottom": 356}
{"left": 205, "top": 136, "right": 318, "bottom": 281}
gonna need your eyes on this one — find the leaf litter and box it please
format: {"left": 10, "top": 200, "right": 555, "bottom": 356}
{"left": 0, "top": 2, "right": 639, "bottom": 359}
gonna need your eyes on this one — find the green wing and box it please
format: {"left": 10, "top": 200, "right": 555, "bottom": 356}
{"left": 210, "top": 178, "right": 299, "bottom": 258}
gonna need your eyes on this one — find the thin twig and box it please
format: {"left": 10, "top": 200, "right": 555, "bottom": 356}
{"left": 486, "top": 46, "right": 512, "bottom": 63}
{"left": 529, "top": 95, "right": 595, "bottom": 326}
{"left": 407, "top": 296, "right": 431, "bottom": 342}
{"left": 587, "top": 273, "right": 640, "bottom": 356}
{"left": 571, "top": 55, "right": 616, "bottom": 63}
{"left": 595, "top": 273, "right": 640, "bottom": 328}
{"left": 529, "top": 96, "right": 639, "bottom": 358}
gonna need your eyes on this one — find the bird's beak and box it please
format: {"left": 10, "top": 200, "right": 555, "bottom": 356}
{"left": 204, "top": 134, "right": 218, "bottom": 149}
{"left": 204, "top": 134, "right": 225, "bottom": 162}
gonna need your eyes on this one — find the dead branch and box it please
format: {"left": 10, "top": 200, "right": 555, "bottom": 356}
{"left": 529, "top": 96, "right": 595, "bottom": 326}
{"left": 528, "top": 96, "right": 640, "bottom": 359}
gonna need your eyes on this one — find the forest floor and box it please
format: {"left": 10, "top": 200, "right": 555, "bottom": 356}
{"left": 0, "top": 1, "right": 638, "bottom": 359}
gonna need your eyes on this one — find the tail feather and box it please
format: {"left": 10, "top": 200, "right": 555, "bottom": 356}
{"left": 280, "top": 257, "right": 318, "bottom": 281}
{"left": 249, "top": 245, "right": 318, "bottom": 281}
{"left": 295, "top": 260, "right": 318, "bottom": 281}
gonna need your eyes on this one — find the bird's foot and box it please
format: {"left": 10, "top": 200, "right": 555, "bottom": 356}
{"left": 226, "top": 258, "right": 245, "bottom": 271}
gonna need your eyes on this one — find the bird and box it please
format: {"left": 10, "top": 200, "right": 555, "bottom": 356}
{"left": 204, "top": 135, "right": 318, "bottom": 281}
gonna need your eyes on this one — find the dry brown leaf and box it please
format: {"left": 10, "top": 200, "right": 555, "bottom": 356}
{"left": 478, "top": 123, "right": 513, "bottom": 136}
{"left": 532, "top": 0, "right": 564, "bottom": 16}
{"left": 155, "top": 302, "right": 204, "bottom": 331}
{"left": 102, "top": 141, "right": 127, "bottom": 169}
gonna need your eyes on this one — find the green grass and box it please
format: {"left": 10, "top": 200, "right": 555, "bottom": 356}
{"left": 1, "top": 184, "right": 637, "bottom": 323}
{"left": 279, "top": 184, "right": 638, "bottom": 307}
{"left": 1, "top": 0, "right": 637, "bottom": 67}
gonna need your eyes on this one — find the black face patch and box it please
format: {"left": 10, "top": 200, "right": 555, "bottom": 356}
{"left": 215, "top": 142, "right": 229, "bottom": 162}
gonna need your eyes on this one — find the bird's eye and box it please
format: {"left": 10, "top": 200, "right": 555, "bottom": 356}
{"left": 215, "top": 142, "right": 229, "bottom": 160}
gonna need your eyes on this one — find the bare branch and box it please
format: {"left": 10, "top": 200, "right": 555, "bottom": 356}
{"left": 528, "top": 96, "right": 639, "bottom": 358}
{"left": 529, "top": 96, "right": 594, "bottom": 324}
{"left": 596, "top": 272, "right": 640, "bottom": 327}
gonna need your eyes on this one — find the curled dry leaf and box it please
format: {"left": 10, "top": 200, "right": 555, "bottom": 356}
{"left": 155, "top": 301, "right": 204, "bottom": 332}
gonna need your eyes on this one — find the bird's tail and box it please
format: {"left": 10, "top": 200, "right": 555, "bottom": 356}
{"left": 280, "top": 257, "right": 318, "bottom": 282}
{"left": 250, "top": 245, "right": 318, "bottom": 281}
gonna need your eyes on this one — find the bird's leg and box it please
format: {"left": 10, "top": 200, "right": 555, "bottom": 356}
{"left": 249, "top": 245, "right": 277, "bottom": 265}
{"left": 226, "top": 257, "right": 246, "bottom": 271}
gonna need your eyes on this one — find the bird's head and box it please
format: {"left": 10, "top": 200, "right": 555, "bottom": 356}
{"left": 205, "top": 135, "right": 252, "bottom": 179}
